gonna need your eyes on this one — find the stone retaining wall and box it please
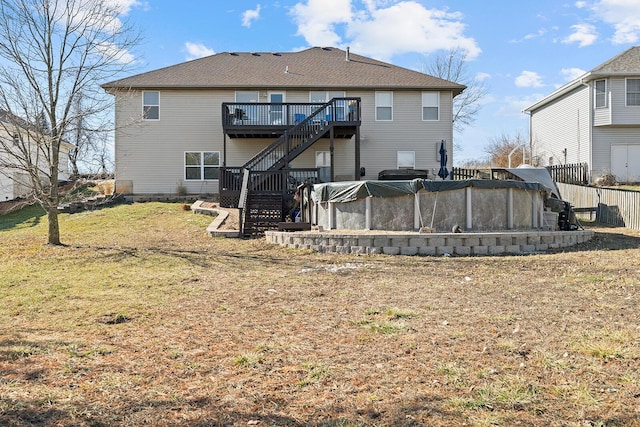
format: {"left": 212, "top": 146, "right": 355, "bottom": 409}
{"left": 265, "top": 229, "right": 594, "bottom": 256}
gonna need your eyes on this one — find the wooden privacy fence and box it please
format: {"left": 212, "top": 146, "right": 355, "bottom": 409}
{"left": 557, "top": 183, "right": 640, "bottom": 230}
{"left": 547, "top": 163, "right": 589, "bottom": 185}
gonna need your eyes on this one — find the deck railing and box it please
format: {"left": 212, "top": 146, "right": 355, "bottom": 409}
{"left": 219, "top": 167, "right": 319, "bottom": 208}
{"left": 222, "top": 98, "right": 360, "bottom": 129}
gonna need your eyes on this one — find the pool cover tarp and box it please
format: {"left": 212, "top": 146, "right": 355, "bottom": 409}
{"left": 504, "top": 166, "right": 561, "bottom": 199}
{"left": 313, "top": 179, "right": 549, "bottom": 203}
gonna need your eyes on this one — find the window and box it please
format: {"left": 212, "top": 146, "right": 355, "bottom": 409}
{"left": 315, "top": 151, "right": 330, "bottom": 167}
{"left": 310, "top": 91, "right": 346, "bottom": 120}
{"left": 397, "top": 151, "right": 415, "bottom": 169}
{"left": 595, "top": 79, "right": 607, "bottom": 108}
{"left": 234, "top": 91, "right": 259, "bottom": 122}
{"left": 376, "top": 92, "right": 393, "bottom": 121}
{"left": 236, "top": 91, "right": 259, "bottom": 103}
{"left": 422, "top": 92, "right": 440, "bottom": 120}
{"left": 309, "top": 91, "right": 344, "bottom": 103}
{"left": 185, "top": 151, "right": 220, "bottom": 180}
{"left": 626, "top": 78, "right": 640, "bottom": 106}
{"left": 143, "top": 91, "right": 159, "bottom": 120}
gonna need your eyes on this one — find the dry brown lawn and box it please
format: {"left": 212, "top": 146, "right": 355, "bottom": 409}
{"left": 1, "top": 202, "right": 639, "bottom": 426}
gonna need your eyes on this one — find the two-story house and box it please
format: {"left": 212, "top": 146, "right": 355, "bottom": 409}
{"left": 0, "top": 108, "right": 72, "bottom": 202}
{"left": 524, "top": 46, "right": 640, "bottom": 183}
{"left": 103, "top": 47, "right": 464, "bottom": 233}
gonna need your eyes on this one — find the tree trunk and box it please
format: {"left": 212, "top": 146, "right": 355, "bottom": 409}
{"left": 46, "top": 207, "right": 61, "bottom": 245}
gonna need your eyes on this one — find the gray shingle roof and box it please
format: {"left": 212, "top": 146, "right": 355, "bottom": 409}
{"left": 591, "top": 46, "right": 640, "bottom": 74}
{"left": 103, "top": 47, "right": 465, "bottom": 94}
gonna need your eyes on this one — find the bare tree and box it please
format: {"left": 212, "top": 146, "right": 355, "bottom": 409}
{"left": 424, "top": 48, "right": 488, "bottom": 135}
{"left": 484, "top": 132, "right": 530, "bottom": 167}
{"left": 66, "top": 91, "right": 112, "bottom": 177}
{"left": 0, "top": 0, "right": 139, "bottom": 245}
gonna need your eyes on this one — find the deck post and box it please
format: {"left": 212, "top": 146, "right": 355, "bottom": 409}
{"left": 355, "top": 126, "right": 361, "bottom": 181}
{"left": 330, "top": 126, "right": 335, "bottom": 182}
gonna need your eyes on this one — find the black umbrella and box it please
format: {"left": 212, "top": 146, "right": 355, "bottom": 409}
{"left": 438, "top": 140, "right": 449, "bottom": 180}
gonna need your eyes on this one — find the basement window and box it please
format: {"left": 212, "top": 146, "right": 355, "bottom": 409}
{"left": 185, "top": 151, "right": 220, "bottom": 180}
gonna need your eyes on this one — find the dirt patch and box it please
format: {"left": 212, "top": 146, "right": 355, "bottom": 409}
{"left": 198, "top": 201, "right": 240, "bottom": 230}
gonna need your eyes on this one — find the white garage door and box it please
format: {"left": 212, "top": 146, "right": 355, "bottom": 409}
{"left": 611, "top": 144, "right": 640, "bottom": 183}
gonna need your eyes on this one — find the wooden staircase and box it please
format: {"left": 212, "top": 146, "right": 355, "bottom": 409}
{"left": 221, "top": 98, "right": 361, "bottom": 237}
{"left": 239, "top": 104, "right": 336, "bottom": 237}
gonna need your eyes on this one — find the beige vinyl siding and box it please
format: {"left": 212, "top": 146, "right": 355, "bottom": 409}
{"left": 227, "top": 89, "right": 454, "bottom": 181}
{"left": 115, "top": 89, "right": 227, "bottom": 194}
{"left": 114, "top": 87, "right": 457, "bottom": 194}
{"left": 530, "top": 85, "right": 590, "bottom": 166}
{"left": 355, "top": 90, "right": 453, "bottom": 180}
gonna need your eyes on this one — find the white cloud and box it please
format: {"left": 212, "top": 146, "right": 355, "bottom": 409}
{"left": 585, "top": 0, "right": 640, "bottom": 44}
{"left": 242, "top": 4, "right": 262, "bottom": 28}
{"left": 185, "top": 42, "right": 215, "bottom": 60}
{"left": 510, "top": 28, "right": 547, "bottom": 43}
{"left": 105, "top": 0, "right": 145, "bottom": 15}
{"left": 290, "top": 0, "right": 353, "bottom": 48}
{"left": 289, "top": 0, "right": 480, "bottom": 61}
{"left": 515, "top": 71, "right": 544, "bottom": 88}
{"left": 561, "top": 67, "right": 586, "bottom": 82}
{"left": 475, "top": 72, "right": 491, "bottom": 81}
{"left": 95, "top": 41, "right": 135, "bottom": 64}
{"left": 496, "top": 94, "right": 544, "bottom": 119}
{"left": 562, "top": 23, "right": 598, "bottom": 47}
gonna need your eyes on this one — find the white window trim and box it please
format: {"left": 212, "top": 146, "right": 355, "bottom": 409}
{"left": 397, "top": 151, "right": 415, "bottom": 169}
{"left": 625, "top": 78, "right": 640, "bottom": 107}
{"left": 422, "top": 92, "right": 440, "bottom": 121}
{"left": 142, "top": 91, "right": 160, "bottom": 121}
{"left": 184, "top": 151, "right": 221, "bottom": 181}
{"left": 375, "top": 91, "right": 393, "bottom": 121}
{"left": 594, "top": 79, "right": 607, "bottom": 109}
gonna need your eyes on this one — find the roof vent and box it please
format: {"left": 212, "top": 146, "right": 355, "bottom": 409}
{"left": 229, "top": 52, "right": 239, "bottom": 56}
{"left": 252, "top": 52, "right": 260, "bottom": 56}
{"left": 346, "top": 47, "right": 350, "bottom": 62}
{"left": 272, "top": 52, "right": 281, "bottom": 56}
{"left": 285, "top": 66, "right": 289, "bottom": 74}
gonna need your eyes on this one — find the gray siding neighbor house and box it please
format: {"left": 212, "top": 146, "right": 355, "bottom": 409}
{"left": 524, "top": 46, "right": 640, "bottom": 183}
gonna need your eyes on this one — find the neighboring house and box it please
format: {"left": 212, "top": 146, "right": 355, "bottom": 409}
{"left": 524, "top": 46, "right": 640, "bottom": 183}
{"left": 0, "top": 109, "right": 72, "bottom": 202}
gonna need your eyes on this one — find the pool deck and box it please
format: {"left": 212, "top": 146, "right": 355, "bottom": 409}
{"left": 265, "top": 228, "right": 594, "bottom": 256}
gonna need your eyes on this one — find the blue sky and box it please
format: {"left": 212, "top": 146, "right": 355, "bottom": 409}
{"left": 117, "top": 0, "right": 640, "bottom": 165}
